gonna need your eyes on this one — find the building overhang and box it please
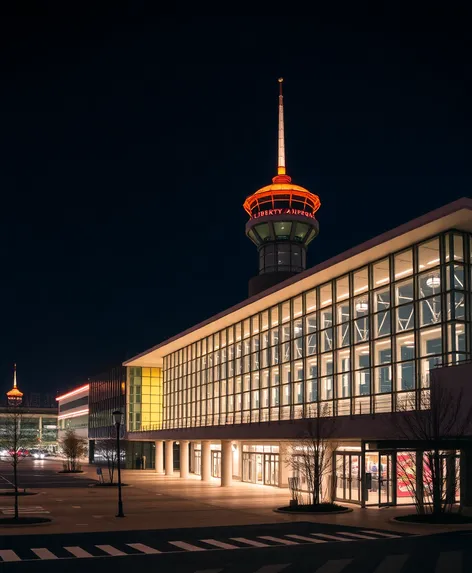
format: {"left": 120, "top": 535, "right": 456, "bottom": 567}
{"left": 124, "top": 198, "right": 472, "bottom": 368}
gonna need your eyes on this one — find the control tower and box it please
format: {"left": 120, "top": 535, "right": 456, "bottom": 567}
{"left": 243, "top": 79, "right": 321, "bottom": 297}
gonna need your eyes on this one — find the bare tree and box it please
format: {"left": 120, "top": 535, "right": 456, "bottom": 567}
{"left": 286, "top": 403, "right": 337, "bottom": 505}
{"left": 394, "top": 383, "right": 472, "bottom": 516}
{"left": 59, "top": 429, "right": 87, "bottom": 472}
{"left": 0, "top": 408, "right": 32, "bottom": 519}
{"left": 95, "top": 438, "right": 125, "bottom": 484}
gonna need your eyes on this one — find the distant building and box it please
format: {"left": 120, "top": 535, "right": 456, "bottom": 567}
{"left": 56, "top": 384, "right": 89, "bottom": 449}
{"left": 1, "top": 365, "right": 58, "bottom": 451}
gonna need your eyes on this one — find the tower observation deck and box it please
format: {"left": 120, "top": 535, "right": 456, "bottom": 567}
{"left": 243, "top": 79, "right": 321, "bottom": 297}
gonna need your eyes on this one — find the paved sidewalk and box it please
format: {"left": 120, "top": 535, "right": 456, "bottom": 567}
{"left": 1, "top": 464, "right": 470, "bottom": 536}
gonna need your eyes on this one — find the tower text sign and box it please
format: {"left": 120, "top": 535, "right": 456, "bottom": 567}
{"left": 251, "top": 208, "right": 315, "bottom": 220}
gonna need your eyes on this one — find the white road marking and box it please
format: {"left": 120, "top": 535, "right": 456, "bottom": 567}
{"left": 373, "top": 554, "right": 409, "bottom": 572}
{"left": 360, "top": 530, "right": 401, "bottom": 539}
{"left": 336, "top": 531, "right": 378, "bottom": 540}
{"left": 436, "top": 551, "right": 461, "bottom": 573}
{"left": 258, "top": 536, "right": 299, "bottom": 546}
{"left": 253, "top": 565, "right": 291, "bottom": 573}
{"left": 96, "top": 545, "right": 126, "bottom": 556}
{"left": 200, "top": 539, "right": 239, "bottom": 550}
{"left": 286, "top": 534, "right": 326, "bottom": 544}
{"left": 72, "top": 505, "right": 81, "bottom": 508}
{"left": 127, "top": 543, "right": 161, "bottom": 554}
{"left": 314, "top": 559, "right": 353, "bottom": 573}
{"left": 0, "top": 550, "right": 21, "bottom": 562}
{"left": 231, "top": 537, "right": 269, "bottom": 547}
{"left": 169, "top": 540, "right": 206, "bottom": 552}
{"left": 312, "top": 533, "right": 353, "bottom": 542}
{"left": 64, "top": 546, "right": 93, "bottom": 558}
{"left": 31, "top": 548, "right": 58, "bottom": 560}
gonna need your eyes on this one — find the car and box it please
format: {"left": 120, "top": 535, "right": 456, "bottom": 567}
{"left": 32, "top": 450, "right": 47, "bottom": 459}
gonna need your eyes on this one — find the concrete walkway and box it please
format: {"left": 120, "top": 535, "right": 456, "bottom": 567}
{"left": 1, "top": 463, "right": 470, "bottom": 536}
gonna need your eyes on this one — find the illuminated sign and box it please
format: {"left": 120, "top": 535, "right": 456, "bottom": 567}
{"left": 251, "top": 208, "right": 315, "bottom": 220}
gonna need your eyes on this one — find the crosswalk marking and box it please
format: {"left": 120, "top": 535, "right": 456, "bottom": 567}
{"left": 360, "top": 530, "right": 400, "bottom": 539}
{"left": 127, "top": 543, "right": 161, "bottom": 554}
{"left": 436, "top": 551, "right": 461, "bottom": 573}
{"left": 286, "top": 534, "right": 326, "bottom": 544}
{"left": 336, "top": 531, "right": 377, "bottom": 540}
{"left": 201, "top": 539, "right": 239, "bottom": 550}
{"left": 373, "top": 554, "right": 409, "bottom": 573}
{"left": 64, "top": 546, "right": 93, "bottom": 558}
{"left": 258, "top": 536, "right": 299, "bottom": 546}
{"left": 31, "top": 548, "right": 58, "bottom": 560}
{"left": 253, "top": 565, "right": 290, "bottom": 573}
{"left": 315, "top": 559, "right": 353, "bottom": 573}
{"left": 169, "top": 540, "right": 206, "bottom": 552}
{"left": 231, "top": 537, "right": 269, "bottom": 547}
{"left": 312, "top": 533, "right": 353, "bottom": 542}
{"left": 0, "top": 550, "right": 21, "bottom": 562}
{"left": 96, "top": 545, "right": 126, "bottom": 556}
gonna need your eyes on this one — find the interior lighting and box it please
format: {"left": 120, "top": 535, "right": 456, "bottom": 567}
{"left": 426, "top": 275, "right": 441, "bottom": 288}
{"left": 355, "top": 300, "right": 368, "bottom": 313}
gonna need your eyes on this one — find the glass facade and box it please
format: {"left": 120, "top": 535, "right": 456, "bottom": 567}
{"left": 163, "top": 231, "right": 471, "bottom": 430}
{"left": 127, "top": 367, "right": 163, "bottom": 432}
{"left": 88, "top": 367, "right": 126, "bottom": 439}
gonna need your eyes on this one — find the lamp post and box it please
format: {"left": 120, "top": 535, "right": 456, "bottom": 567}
{"left": 112, "top": 410, "right": 125, "bottom": 518}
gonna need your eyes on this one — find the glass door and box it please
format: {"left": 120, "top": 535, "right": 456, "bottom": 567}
{"left": 379, "top": 453, "right": 394, "bottom": 505}
{"left": 211, "top": 451, "right": 221, "bottom": 478}
{"left": 366, "top": 452, "right": 394, "bottom": 506}
{"left": 256, "top": 453, "right": 264, "bottom": 484}
{"left": 194, "top": 450, "right": 201, "bottom": 475}
{"left": 349, "top": 455, "right": 361, "bottom": 502}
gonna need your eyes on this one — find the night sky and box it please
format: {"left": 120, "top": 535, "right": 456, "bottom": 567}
{"left": 0, "top": 5, "right": 471, "bottom": 395}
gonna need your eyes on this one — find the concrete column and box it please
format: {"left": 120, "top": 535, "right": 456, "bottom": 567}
{"left": 155, "top": 440, "right": 164, "bottom": 474}
{"left": 278, "top": 442, "right": 290, "bottom": 488}
{"left": 180, "top": 440, "right": 190, "bottom": 479}
{"left": 201, "top": 440, "right": 211, "bottom": 482}
{"left": 165, "top": 440, "right": 174, "bottom": 476}
{"left": 460, "top": 448, "right": 472, "bottom": 515}
{"left": 221, "top": 440, "right": 232, "bottom": 487}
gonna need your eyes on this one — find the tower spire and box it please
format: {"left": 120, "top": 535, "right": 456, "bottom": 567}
{"left": 13, "top": 363, "right": 17, "bottom": 389}
{"left": 277, "top": 78, "right": 286, "bottom": 175}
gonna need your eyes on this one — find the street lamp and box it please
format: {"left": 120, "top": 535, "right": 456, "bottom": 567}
{"left": 112, "top": 410, "right": 125, "bottom": 518}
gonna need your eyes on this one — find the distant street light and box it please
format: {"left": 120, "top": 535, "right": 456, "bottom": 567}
{"left": 112, "top": 410, "right": 125, "bottom": 518}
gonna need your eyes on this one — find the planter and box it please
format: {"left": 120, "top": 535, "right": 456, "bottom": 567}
{"left": 0, "top": 517, "right": 52, "bottom": 527}
{"left": 0, "top": 491, "right": 38, "bottom": 496}
{"left": 57, "top": 470, "right": 84, "bottom": 474}
{"left": 394, "top": 513, "right": 472, "bottom": 525}
{"left": 275, "top": 502, "right": 352, "bottom": 515}
{"left": 89, "top": 482, "right": 130, "bottom": 487}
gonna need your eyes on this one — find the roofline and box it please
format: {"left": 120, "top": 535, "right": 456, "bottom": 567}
{"left": 124, "top": 197, "right": 472, "bottom": 366}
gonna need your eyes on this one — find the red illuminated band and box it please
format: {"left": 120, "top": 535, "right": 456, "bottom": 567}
{"left": 251, "top": 208, "right": 315, "bottom": 220}
{"left": 56, "top": 384, "right": 89, "bottom": 402}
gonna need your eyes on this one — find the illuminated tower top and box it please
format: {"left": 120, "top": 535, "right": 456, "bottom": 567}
{"left": 243, "top": 79, "right": 321, "bottom": 297}
{"left": 6, "top": 363, "right": 23, "bottom": 406}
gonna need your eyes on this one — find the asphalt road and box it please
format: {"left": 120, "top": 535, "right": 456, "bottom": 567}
{"left": 0, "top": 528, "right": 470, "bottom": 572}
{"left": 0, "top": 459, "right": 96, "bottom": 489}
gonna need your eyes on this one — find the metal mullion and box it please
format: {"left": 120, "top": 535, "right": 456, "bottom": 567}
{"left": 390, "top": 252, "right": 397, "bottom": 413}
{"left": 440, "top": 233, "right": 450, "bottom": 364}
{"left": 368, "top": 262, "right": 374, "bottom": 416}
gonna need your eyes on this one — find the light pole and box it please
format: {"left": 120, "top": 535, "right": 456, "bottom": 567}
{"left": 112, "top": 410, "right": 125, "bottom": 518}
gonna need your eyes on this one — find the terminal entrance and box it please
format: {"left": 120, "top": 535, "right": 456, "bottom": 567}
{"left": 365, "top": 452, "right": 394, "bottom": 506}
{"left": 335, "top": 450, "right": 395, "bottom": 506}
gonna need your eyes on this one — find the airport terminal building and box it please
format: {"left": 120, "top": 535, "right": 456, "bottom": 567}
{"left": 123, "top": 83, "right": 472, "bottom": 508}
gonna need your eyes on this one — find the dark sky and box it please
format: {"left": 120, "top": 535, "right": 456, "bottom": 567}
{"left": 0, "top": 5, "right": 471, "bottom": 395}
